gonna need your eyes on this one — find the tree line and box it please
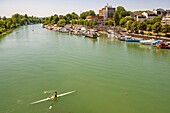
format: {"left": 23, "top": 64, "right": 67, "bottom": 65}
{"left": 0, "top": 14, "right": 41, "bottom": 35}
{"left": 42, "top": 10, "right": 97, "bottom": 27}
{"left": 113, "top": 6, "right": 170, "bottom": 36}
{"left": 1, "top": 6, "right": 169, "bottom": 36}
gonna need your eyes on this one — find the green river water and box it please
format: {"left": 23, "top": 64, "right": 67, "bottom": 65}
{"left": 0, "top": 24, "right": 170, "bottom": 113}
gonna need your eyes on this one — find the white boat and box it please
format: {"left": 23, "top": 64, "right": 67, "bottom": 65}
{"left": 140, "top": 39, "right": 155, "bottom": 45}
{"left": 151, "top": 40, "right": 162, "bottom": 46}
{"left": 30, "top": 91, "right": 76, "bottom": 104}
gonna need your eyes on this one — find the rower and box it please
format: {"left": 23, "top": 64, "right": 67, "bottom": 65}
{"left": 50, "top": 91, "right": 57, "bottom": 100}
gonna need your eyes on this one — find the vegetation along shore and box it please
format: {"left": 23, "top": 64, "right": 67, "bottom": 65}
{"left": 1, "top": 5, "right": 170, "bottom": 48}
{"left": 0, "top": 14, "right": 41, "bottom": 37}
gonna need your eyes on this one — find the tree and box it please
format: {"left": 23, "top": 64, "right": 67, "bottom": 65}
{"left": 80, "top": 12, "right": 89, "bottom": 19}
{"left": 113, "top": 12, "right": 119, "bottom": 26}
{"left": 11, "top": 13, "right": 21, "bottom": 26}
{"left": 161, "top": 24, "right": 170, "bottom": 34}
{"left": 138, "top": 22, "right": 146, "bottom": 31}
{"left": 71, "top": 12, "right": 79, "bottom": 19}
{"left": 57, "top": 19, "right": 66, "bottom": 27}
{"left": 119, "top": 16, "right": 133, "bottom": 27}
{"left": 152, "top": 17, "right": 162, "bottom": 23}
{"left": 126, "top": 20, "right": 134, "bottom": 31}
{"left": 6, "top": 21, "right": 12, "bottom": 29}
{"left": 51, "top": 14, "right": 59, "bottom": 24}
{"left": 59, "top": 15, "right": 64, "bottom": 19}
{"left": 152, "top": 22, "right": 162, "bottom": 33}
{"left": 88, "top": 10, "right": 96, "bottom": 16}
{"left": 131, "top": 21, "right": 138, "bottom": 33}
{"left": 24, "top": 14, "right": 28, "bottom": 19}
{"left": 146, "top": 24, "right": 152, "bottom": 31}
{"left": 80, "top": 10, "right": 96, "bottom": 19}
{"left": 113, "top": 6, "right": 130, "bottom": 26}
{"left": 105, "top": 20, "right": 114, "bottom": 26}
{"left": 2, "top": 16, "right": 7, "bottom": 20}
{"left": 92, "top": 20, "right": 98, "bottom": 26}
{"left": 0, "top": 19, "right": 5, "bottom": 28}
{"left": 71, "top": 20, "right": 77, "bottom": 25}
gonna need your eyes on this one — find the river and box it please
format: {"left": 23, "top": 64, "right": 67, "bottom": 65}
{"left": 0, "top": 24, "right": 170, "bottom": 113}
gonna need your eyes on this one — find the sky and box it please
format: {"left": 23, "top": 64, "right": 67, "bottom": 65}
{"left": 0, "top": 0, "right": 170, "bottom": 17}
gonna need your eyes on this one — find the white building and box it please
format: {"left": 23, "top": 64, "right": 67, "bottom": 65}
{"left": 136, "top": 15, "right": 146, "bottom": 22}
{"left": 153, "top": 9, "right": 170, "bottom": 16}
{"left": 142, "top": 12, "right": 158, "bottom": 20}
{"left": 162, "top": 15, "right": 170, "bottom": 25}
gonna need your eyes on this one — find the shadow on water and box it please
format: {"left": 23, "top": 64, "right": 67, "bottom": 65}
{"left": 126, "top": 42, "right": 170, "bottom": 61}
{"left": 84, "top": 37, "right": 98, "bottom": 44}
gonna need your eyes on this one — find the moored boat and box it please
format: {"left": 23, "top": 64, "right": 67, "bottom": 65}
{"left": 118, "top": 36, "right": 132, "bottom": 41}
{"left": 85, "top": 33, "right": 98, "bottom": 38}
{"left": 156, "top": 42, "right": 170, "bottom": 49}
{"left": 126, "top": 38, "right": 143, "bottom": 42}
{"left": 151, "top": 40, "right": 162, "bottom": 46}
{"left": 140, "top": 39, "right": 155, "bottom": 45}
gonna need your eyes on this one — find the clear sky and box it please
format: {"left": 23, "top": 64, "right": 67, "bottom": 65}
{"left": 0, "top": 0, "right": 170, "bottom": 17}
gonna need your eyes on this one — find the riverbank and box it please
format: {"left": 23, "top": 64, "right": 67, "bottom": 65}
{"left": 0, "top": 29, "right": 13, "bottom": 38}
{"left": 43, "top": 24, "right": 170, "bottom": 49}
{"left": 43, "top": 24, "right": 170, "bottom": 41}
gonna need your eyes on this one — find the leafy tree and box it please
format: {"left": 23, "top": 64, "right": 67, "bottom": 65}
{"left": 10, "top": 23, "right": 17, "bottom": 29}
{"left": 119, "top": 16, "right": 133, "bottom": 27}
{"left": 24, "top": 14, "right": 28, "bottom": 19}
{"left": 6, "top": 21, "right": 12, "bottom": 29}
{"left": 146, "top": 24, "right": 152, "bottom": 31}
{"left": 57, "top": 19, "right": 66, "bottom": 27}
{"left": 152, "top": 22, "right": 162, "bottom": 33}
{"left": 51, "top": 14, "right": 59, "bottom": 24}
{"left": 152, "top": 17, "right": 162, "bottom": 23}
{"left": 11, "top": 14, "right": 20, "bottom": 25}
{"left": 92, "top": 20, "right": 98, "bottom": 26}
{"left": 126, "top": 20, "right": 134, "bottom": 31}
{"left": 80, "top": 12, "right": 89, "bottom": 19}
{"left": 131, "top": 21, "right": 138, "bottom": 33}
{"left": 71, "top": 12, "right": 79, "bottom": 19}
{"left": 113, "top": 12, "right": 119, "bottom": 26}
{"left": 88, "top": 10, "right": 96, "bottom": 16}
{"left": 0, "top": 19, "right": 5, "bottom": 28}
{"left": 113, "top": 6, "right": 130, "bottom": 26}
{"left": 71, "top": 20, "right": 77, "bottom": 25}
{"left": 80, "top": 10, "right": 96, "bottom": 19}
{"left": 138, "top": 22, "right": 146, "bottom": 31}
{"left": 0, "top": 28, "right": 6, "bottom": 34}
{"left": 77, "top": 19, "right": 85, "bottom": 25}
{"left": 84, "top": 20, "right": 89, "bottom": 26}
{"left": 2, "top": 16, "right": 7, "bottom": 20}
{"left": 105, "top": 20, "right": 114, "bottom": 26}
{"left": 161, "top": 24, "right": 170, "bottom": 34}
{"left": 59, "top": 15, "right": 64, "bottom": 19}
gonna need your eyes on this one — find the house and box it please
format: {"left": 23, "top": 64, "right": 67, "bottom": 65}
{"left": 161, "top": 15, "right": 170, "bottom": 25}
{"left": 153, "top": 8, "right": 166, "bottom": 16}
{"left": 86, "top": 16, "right": 103, "bottom": 24}
{"left": 153, "top": 9, "right": 170, "bottom": 16}
{"left": 142, "top": 11, "right": 158, "bottom": 20}
{"left": 136, "top": 15, "right": 146, "bottom": 22}
{"left": 99, "top": 4, "right": 115, "bottom": 20}
{"left": 165, "top": 10, "right": 170, "bottom": 15}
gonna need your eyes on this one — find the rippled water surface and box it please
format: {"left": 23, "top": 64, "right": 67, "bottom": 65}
{"left": 0, "top": 24, "right": 170, "bottom": 113}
